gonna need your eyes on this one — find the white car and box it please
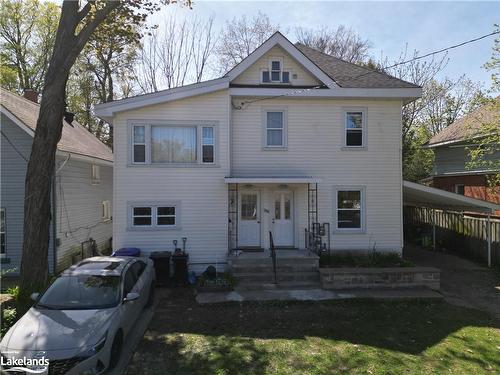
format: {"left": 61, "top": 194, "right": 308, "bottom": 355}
{"left": 1, "top": 256, "right": 155, "bottom": 375}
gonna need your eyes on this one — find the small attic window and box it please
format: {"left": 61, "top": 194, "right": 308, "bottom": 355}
{"left": 261, "top": 57, "right": 290, "bottom": 84}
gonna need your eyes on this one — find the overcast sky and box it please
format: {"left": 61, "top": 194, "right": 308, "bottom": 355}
{"left": 153, "top": 0, "right": 499, "bottom": 89}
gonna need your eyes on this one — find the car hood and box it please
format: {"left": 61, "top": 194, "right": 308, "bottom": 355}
{"left": 1, "top": 307, "right": 116, "bottom": 351}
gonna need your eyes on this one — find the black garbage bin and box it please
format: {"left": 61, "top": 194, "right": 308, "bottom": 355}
{"left": 150, "top": 251, "right": 171, "bottom": 286}
{"left": 172, "top": 252, "right": 189, "bottom": 286}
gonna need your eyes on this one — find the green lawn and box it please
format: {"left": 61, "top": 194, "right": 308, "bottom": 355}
{"left": 127, "top": 290, "right": 499, "bottom": 374}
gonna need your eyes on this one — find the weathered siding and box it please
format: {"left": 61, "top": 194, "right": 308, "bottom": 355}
{"left": 433, "top": 145, "right": 500, "bottom": 175}
{"left": 232, "top": 45, "right": 322, "bottom": 86}
{"left": 0, "top": 115, "right": 54, "bottom": 273}
{"left": 55, "top": 158, "right": 113, "bottom": 272}
{"left": 112, "top": 90, "right": 230, "bottom": 271}
{"left": 231, "top": 98, "right": 403, "bottom": 252}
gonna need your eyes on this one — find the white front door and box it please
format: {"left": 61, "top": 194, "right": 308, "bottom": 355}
{"left": 238, "top": 191, "right": 261, "bottom": 247}
{"left": 272, "top": 191, "right": 294, "bottom": 247}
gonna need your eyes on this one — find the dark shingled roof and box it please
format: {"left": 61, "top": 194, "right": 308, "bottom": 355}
{"left": 1, "top": 88, "right": 113, "bottom": 162}
{"left": 295, "top": 43, "right": 420, "bottom": 89}
{"left": 428, "top": 98, "right": 500, "bottom": 147}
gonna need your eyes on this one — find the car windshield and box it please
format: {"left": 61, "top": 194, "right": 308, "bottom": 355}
{"left": 36, "top": 275, "right": 121, "bottom": 310}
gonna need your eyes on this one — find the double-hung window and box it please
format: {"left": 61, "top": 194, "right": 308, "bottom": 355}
{"left": 265, "top": 111, "right": 286, "bottom": 148}
{"left": 131, "top": 203, "right": 178, "bottom": 229}
{"left": 91, "top": 164, "right": 101, "bottom": 185}
{"left": 271, "top": 60, "right": 281, "bottom": 82}
{"left": 335, "top": 189, "right": 364, "bottom": 231}
{"left": 1, "top": 208, "right": 5, "bottom": 254}
{"left": 133, "top": 126, "right": 146, "bottom": 163}
{"left": 345, "top": 111, "right": 365, "bottom": 147}
{"left": 132, "top": 124, "right": 216, "bottom": 165}
{"left": 202, "top": 127, "right": 215, "bottom": 163}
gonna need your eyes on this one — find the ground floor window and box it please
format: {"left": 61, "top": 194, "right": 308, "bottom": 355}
{"left": 335, "top": 188, "right": 365, "bottom": 231}
{"left": 130, "top": 203, "right": 178, "bottom": 229}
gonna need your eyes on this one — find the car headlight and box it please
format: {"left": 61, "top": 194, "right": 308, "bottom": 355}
{"left": 78, "top": 332, "right": 107, "bottom": 359}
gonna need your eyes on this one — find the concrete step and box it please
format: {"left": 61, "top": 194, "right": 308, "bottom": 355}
{"left": 233, "top": 271, "right": 319, "bottom": 284}
{"left": 231, "top": 265, "right": 319, "bottom": 273}
{"left": 229, "top": 258, "right": 319, "bottom": 267}
{"left": 236, "top": 280, "right": 321, "bottom": 290}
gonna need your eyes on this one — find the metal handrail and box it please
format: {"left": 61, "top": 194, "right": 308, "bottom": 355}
{"left": 269, "top": 231, "right": 277, "bottom": 284}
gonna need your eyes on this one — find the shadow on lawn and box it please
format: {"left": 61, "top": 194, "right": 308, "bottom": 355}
{"left": 127, "top": 288, "right": 499, "bottom": 374}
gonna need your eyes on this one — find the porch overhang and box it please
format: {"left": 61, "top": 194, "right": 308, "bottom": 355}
{"left": 403, "top": 180, "right": 500, "bottom": 213}
{"left": 224, "top": 176, "right": 322, "bottom": 184}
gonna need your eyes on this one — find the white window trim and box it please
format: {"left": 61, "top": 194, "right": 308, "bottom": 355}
{"left": 128, "top": 120, "right": 219, "bottom": 167}
{"left": 262, "top": 108, "right": 288, "bottom": 150}
{"left": 127, "top": 201, "right": 181, "bottom": 231}
{"left": 101, "top": 200, "right": 112, "bottom": 222}
{"left": 91, "top": 164, "right": 101, "bottom": 185}
{"left": 342, "top": 107, "right": 367, "bottom": 150}
{"left": 201, "top": 126, "right": 215, "bottom": 164}
{"left": 332, "top": 186, "right": 366, "bottom": 233}
{"left": 260, "top": 57, "right": 291, "bottom": 85}
{"left": 132, "top": 125, "right": 147, "bottom": 164}
{"left": 0, "top": 208, "right": 6, "bottom": 256}
{"left": 269, "top": 57, "right": 283, "bottom": 82}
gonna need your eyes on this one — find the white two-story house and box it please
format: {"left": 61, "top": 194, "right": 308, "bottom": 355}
{"left": 95, "top": 32, "right": 422, "bottom": 275}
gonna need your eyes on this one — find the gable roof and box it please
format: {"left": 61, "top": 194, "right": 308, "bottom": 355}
{"left": 225, "top": 32, "right": 338, "bottom": 88}
{"left": 295, "top": 43, "right": 420, "bottom": 89}
{"left": 1, "top": 87, "right": 113, "bottom": 163}
{"left": 426, "top": 98, "right": 499, "bottom": 148}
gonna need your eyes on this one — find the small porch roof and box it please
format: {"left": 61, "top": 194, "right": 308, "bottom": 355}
{"left": 224, "top": 176, "right": 322, "bottom": 184}
{"left": 403, "top": 180, "right": 500, "bottom": 213}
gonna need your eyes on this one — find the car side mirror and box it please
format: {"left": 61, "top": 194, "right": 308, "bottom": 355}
{"left": 30, "top": 293, "right": 40, "bottom": 302}
{"left": 124, "top": 292, "right": 140, "bottom": 302}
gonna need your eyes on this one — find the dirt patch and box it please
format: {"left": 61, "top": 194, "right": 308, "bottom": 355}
{"left": 404, "top": 244, "right": 500, "bottom": 321}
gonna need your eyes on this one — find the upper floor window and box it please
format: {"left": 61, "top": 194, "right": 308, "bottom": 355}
{"left": 261, "top": 58, "right": 290, "bottom": 84}
{"left": 344, "top": 110, "right": 365, "bottom": 148}
{"left": 91, "top": 164, "right": 101, "bottom": 185}
{"left": 264, "top": 111, "right": 286, "bottom": 148}
{"left": 455, "top": 184, "right": 465, "bottom": 195}
{"left": 131, "top": 124, "right": 216, "bottom": 165}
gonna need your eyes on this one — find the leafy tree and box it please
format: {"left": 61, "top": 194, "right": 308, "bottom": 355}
{"left": 18, "top": 0, "right": 185, "bottom": 312}
{"left": 295, "top": 25, "right": 371, "bottom": 64}
{"left": 0, "top": 0, "right": 59, "bottom": 93}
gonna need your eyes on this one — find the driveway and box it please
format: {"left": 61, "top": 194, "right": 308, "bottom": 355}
{"left": 404, "top": 244, "right": 500, "bottom": 321}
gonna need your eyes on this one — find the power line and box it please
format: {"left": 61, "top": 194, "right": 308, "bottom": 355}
{"left": 236, "top": 30, "right": 499, "bottom": 108}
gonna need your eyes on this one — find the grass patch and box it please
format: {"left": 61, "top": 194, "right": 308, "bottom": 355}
{"left": 127, "top": 290, "right": 499, "bottom": 374}
{"left": 320, "top": 251, "right": 414, "bottom": 268}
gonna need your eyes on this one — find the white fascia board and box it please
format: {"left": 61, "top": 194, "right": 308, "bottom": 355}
{"left": 56, "top": 150, "right": 113, "bottom": 166}
{"left": 1, "top": 106, "right": 35, "bottom": 136}
{"left": 94, "top": 78, "right": 230, "bottom": 119}
{"left": 230, "top": 87, "right": 422, "bottom": 100}
{"left": 403, "top": 180, "right": 500, "bottom": 212}
{"left": 224, "top": 177, "right": 322, "bottom": 184}
{"left": 226, "top": 32, "right": 339, "bottom": 89}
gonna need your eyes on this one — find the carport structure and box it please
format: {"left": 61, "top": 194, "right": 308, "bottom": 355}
{"left": 403, "top": 181, "right": 500, "bottom": 267}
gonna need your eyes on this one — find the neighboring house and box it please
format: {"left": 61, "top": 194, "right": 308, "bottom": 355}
{"left": 424, "top": 99, "right": 500, "bottom": 214}
{"left": 1, "top": 88, "right": 113, "bottom": 274}
{"left": 95, "top": 32, "right": 422, "bottom": 273}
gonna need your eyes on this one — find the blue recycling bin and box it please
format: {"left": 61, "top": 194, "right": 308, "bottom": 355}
{"left": 112, "top": 247, "right": 141, "bottom": 257}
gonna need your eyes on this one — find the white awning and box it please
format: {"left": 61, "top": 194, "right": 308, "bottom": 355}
{"left": 403, "top": 180, "right": 500, "bottom": 213}
{"left": 224, "top": 176, "right": 321, "bottom": 184}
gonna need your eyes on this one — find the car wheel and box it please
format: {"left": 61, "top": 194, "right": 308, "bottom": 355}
{"left": 108, "top": 330, "right": 123, "bottom": 370}
{"left": 145, "top": 282, "right": 155, "bottom": 308}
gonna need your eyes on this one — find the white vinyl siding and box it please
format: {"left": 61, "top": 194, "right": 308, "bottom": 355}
{"left": 233, "top": 45, "right": 322, "bottom": 86}
{"left": 232, "top": 98, "right": 403, "bottom": 252}
{"left": 113, "top": 90, "right": 229, "bottom": 271}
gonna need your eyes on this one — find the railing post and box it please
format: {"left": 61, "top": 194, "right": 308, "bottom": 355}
{"left": 487, "top": 213, "right": 491, "bottom": 268}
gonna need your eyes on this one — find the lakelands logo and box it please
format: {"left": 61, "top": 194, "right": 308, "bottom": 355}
{"left": 1, "top": 351, "right": 49, "bottom": 374}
